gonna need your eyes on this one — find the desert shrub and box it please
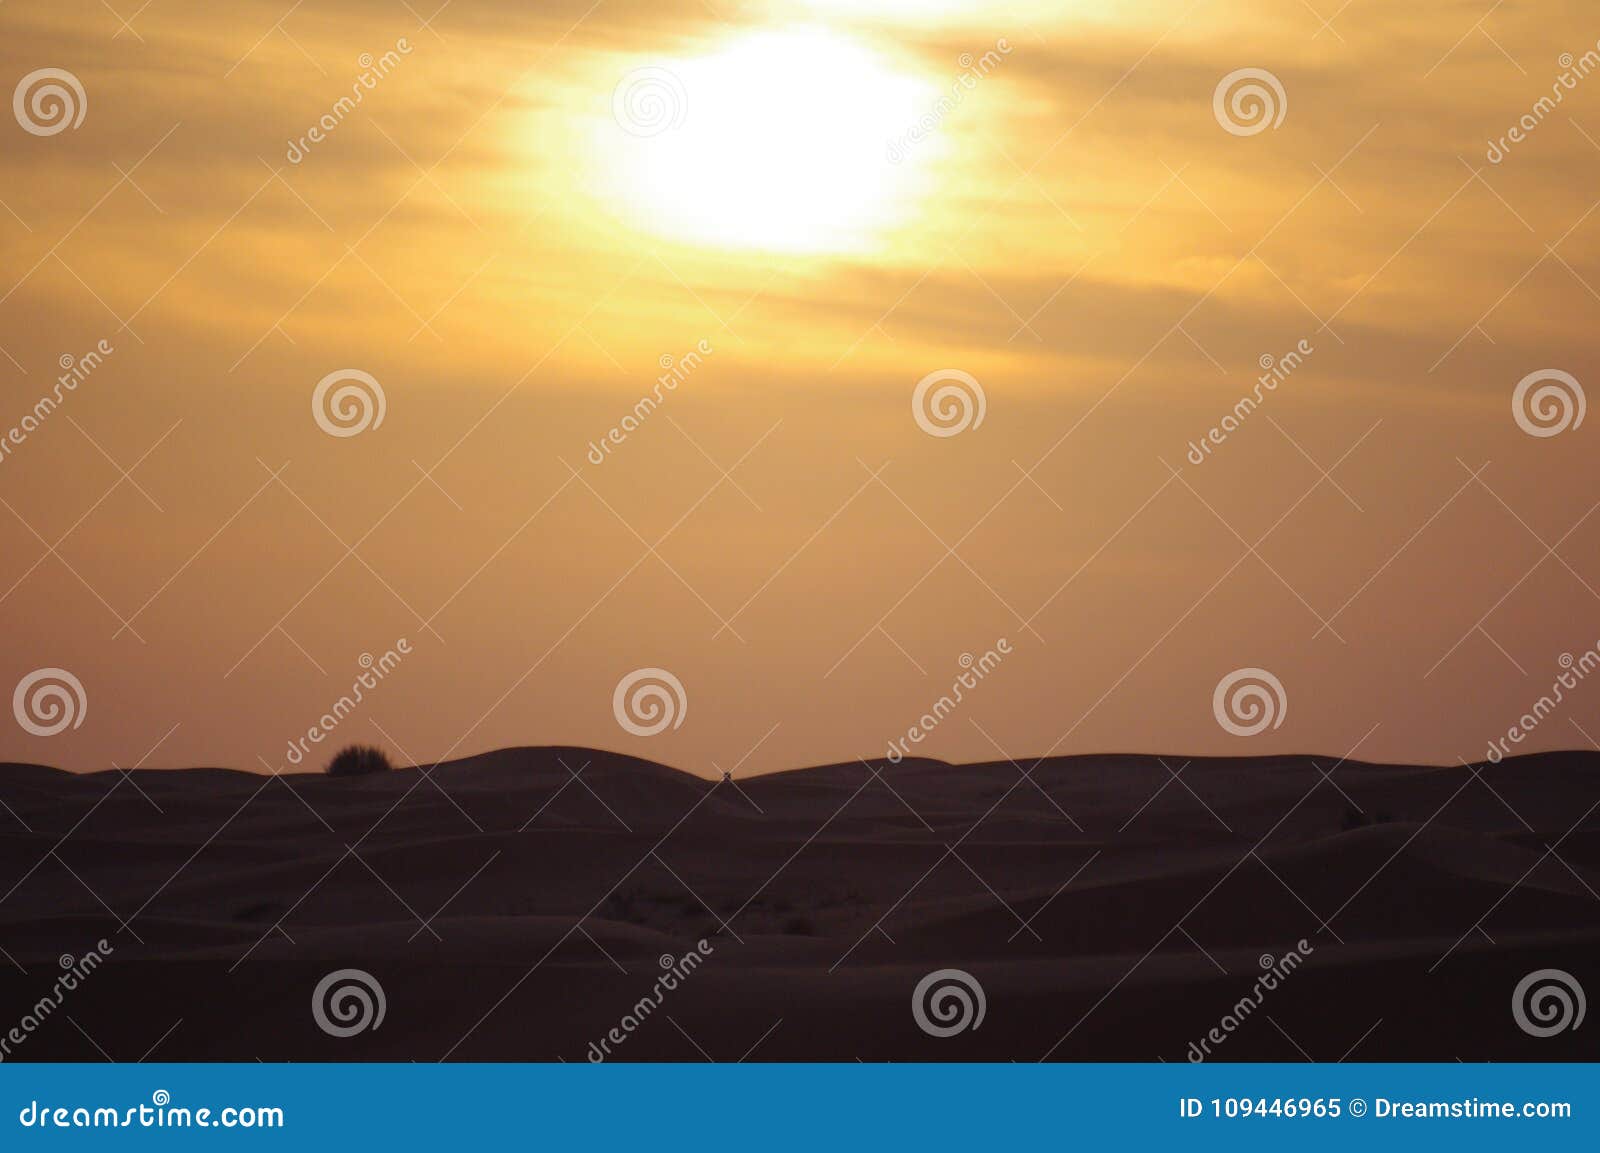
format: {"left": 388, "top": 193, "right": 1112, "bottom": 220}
{"left": 1341, "top": 805, "right": 1394, "bottom": 830}
{"left": 325, "top": 744, "right": 393, "bottom": 777}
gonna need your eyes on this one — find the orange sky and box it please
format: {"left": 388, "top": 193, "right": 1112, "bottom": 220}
{"left": 2, "top": 0, "right": 1598, "bottom": 774}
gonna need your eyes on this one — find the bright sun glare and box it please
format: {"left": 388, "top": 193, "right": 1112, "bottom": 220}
{"left": 596, "top": 28, "right": 939, "bottom": 254}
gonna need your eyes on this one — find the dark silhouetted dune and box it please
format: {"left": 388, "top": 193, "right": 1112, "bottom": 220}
{"left": 0, "top": 748, "right": 1595, "bottom": 1061}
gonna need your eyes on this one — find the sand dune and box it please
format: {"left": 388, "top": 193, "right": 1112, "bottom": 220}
{"left": 0, "top": 748, "right": 1595, "bottom": 1061}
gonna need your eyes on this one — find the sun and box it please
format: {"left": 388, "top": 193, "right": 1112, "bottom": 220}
{"left": 594, "top": 28, "right": 940, "bottom": 254}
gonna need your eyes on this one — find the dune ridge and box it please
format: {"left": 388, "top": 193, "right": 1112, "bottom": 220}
{"left": 0, "top": 746, "right": 1595, "bottom": 1061}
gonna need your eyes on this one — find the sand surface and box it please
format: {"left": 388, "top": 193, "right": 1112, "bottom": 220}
{"left": 0, "top": 748, "right": 1595, "bottom": 1061}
